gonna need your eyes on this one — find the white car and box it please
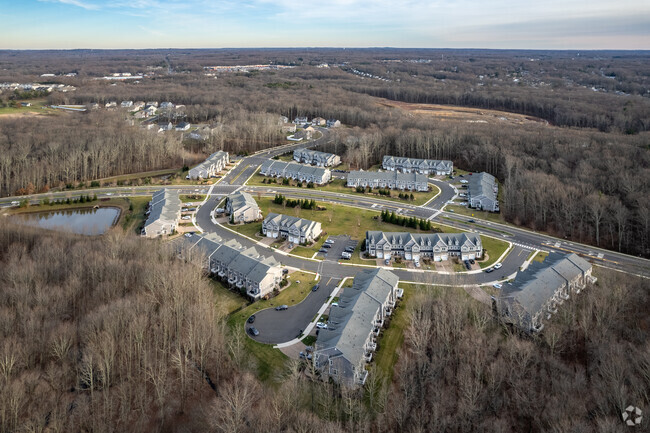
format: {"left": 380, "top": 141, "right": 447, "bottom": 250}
{"left": 460, "top": 179, "right": 469, "bottom": 184}
{"left": 10, "top": 200, "right": 20, "bottom": 206}
{"left": 316, "top": 322, "right": 328, "bottom": 330}
{"left": 181, "top": 216, "right": 191, "bottom": 220}
{"left": 494, "top": 263, "right": 502, "bottom": 269}
{"left": 493, "top": 283, "right": 503, "bottom": 289}
{"left": 414, "top": 261, "right": 421, "bottom": 268}
{"left": 184, "top": 233, "right": 192, "bottom": 238}
{"left": 331, "top": 302, "right": 339, "bottom": 307}
{"left": 105, "top": 192, "right": 113, "bottom": 196}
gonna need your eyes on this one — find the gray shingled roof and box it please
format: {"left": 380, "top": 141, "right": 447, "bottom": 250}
{"left": 383, "top": 155, "right": 452, "bottom": 172}
{"left": 347, "top": 170, "right": 428, "bottom": 184}
{"left": 227, "top": 191, "right": 259, "bottom": 212}
{"left": 144, "top": 188, "right": 181, "bottom": 230}
{"left": 264, "top": 212, "right": 319, "bottom": 235}
{"left": 260, "top": 159, "right": 329, "bottom": 180}
{"left": 366, "top": 231, "right": 482, "bottom": 251}
{"left": 468, "top": 172, "right": 497, "bottom": 202}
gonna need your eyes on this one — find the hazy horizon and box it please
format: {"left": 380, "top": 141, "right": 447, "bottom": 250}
{"left": 2, "top": 0, "right": 649, "bottom": 50}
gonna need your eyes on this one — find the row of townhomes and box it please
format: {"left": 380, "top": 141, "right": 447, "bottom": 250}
{"left": 188, "top": 150, "right": 229, "bottom": 180}
{"left": 142, "top": 189, "right": 182, "bottom": 238}
{"left": 314, "top": 269, "right": 399, "bottom": 386}
{"left": 293, "top": 149, "right": 341, "bottom": 167}
{"left": 225, "top": 191, "right": 263, "bottom": 223}
{"left": 366, "top": 231, "right": 483, "bottom": 261}
{"left": 382, "top": 155, "right": 453, "bottom": 175}
{"left": 181, "top": 233, "right": 282, "bottom": 299}
{"left": 347, "top": 171, "right": 429, "bottom": 192}
{"left": 262, "top": 213, "right": 322, "bottom": 244}
{"left": 292, "top": 116, "right": 341, "bottom": 128}
{"left": 493, "top": 252, "right": 595, "bottom": 333}
{"left": 468, "top": 172, "right": 499, "bottom": 212}
{"left": 260, "top": 160, "right": 331, "bottom": 185}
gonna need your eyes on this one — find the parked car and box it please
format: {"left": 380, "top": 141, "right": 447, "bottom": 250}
{"left": 331, "top": 302, "right": 339, "bottom": 307}
{"left": 414, "top": 260, "right": 421, "bottom": 268}
{"left": 485, "top": 267, "right": 494, "bottom": 273}
{"left": 248, "top": 327, "right": 259, "bottom": 336}
{"left": 282, "top": 268, "right": 289, "bottom": 274}
{"left": 384, "top": 258, "right": 390, "bottom": 265}
{"left": 216, "top": 208, "right": 225, "bottom": 213}
{"left": 182, "top": 207, "right": 189, "bottom": 212}
{"left": 316, "top": 322, "right": 328, "bottom": 330}
{"left": 312, "top": 284, "right": 319, "bottom": 292}
{"left": 247, "top": 315, "right": 255, "bottom": 324}
{"left": 345, "top": 246, "right": 354, "bottom": 252}
{"left": 469, "top": 259, "right": 475, "bottom": 264}
{"left": 468, "top": 219, "right": 475, "bottom": 223}
{"left": 275, "top": 305, "right": 288, "bottom": 311}
{"left": 325, "top": 239, "right": 334, "bottom": 244}
{"left": 184, "top": 233, "right": 192, "bottom": 238}
{"left": 181, "top": 216, "right": 191, "bottom": 220}
{"left": 341, "top": 252, "right": 351, "bottom": 259}
{"left": 464, "top": 260, "right": 471, "bottom": 270}
{"left": 299, "top": 351, "right": 306, "bottom": 359}
{"left": 493, "top": 283, "right": 503, "bottom": 289}
{"left": 494, "top": 263, "right": 503, "bottom": 269}
{"left": 319, "top": 248, "right": 327, "bottom": 253}
{"left": 323, "top": 244, "right": 331, "bottom": 248}
{"left": 305, "top": 346, "right": 313, "bottom": 352}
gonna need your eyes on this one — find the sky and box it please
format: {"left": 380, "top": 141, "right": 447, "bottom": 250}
{"left": 1, "top": 0, "right": 649, "bottom": 50}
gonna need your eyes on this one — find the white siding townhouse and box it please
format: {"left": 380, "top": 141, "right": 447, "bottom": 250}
{"left": 181, "top": 233, "right": 282, "bottom": 300}
{"left": 188, "top": 150, "right": 229, "bottom": 180}
{"left": 366, "top": 231, "right": 483, "bottom": 261}
{"left": 347, "top": 171, "right": 429, "bottom": 192}
{"left": 468, "top": 172, "right": 499, "bottom": 212}
{"left": 326, "top": 119, "right": 341, "bottom": 128}
{"left": 382, "top": 155, "right": 453, "bottom": 175}
{"left": 493, "top": 252, "right": 595, "bottom": 333}
{"left": 259, "top": 160, "right": 331, "bottom": 185}
{"left": 142, "top": 189, "right": 182, "bottom": 238}
{"left": 293, "top": 149, "right": 341, "bottom": 167}
{"left": 262, "top": 213, "right": 322, "bottom": 244}
{"left": 225, "top": 191, "right": 262, "bottom": 223}
{"left": 314, "top": 269, "right": 399, "bottom": 386}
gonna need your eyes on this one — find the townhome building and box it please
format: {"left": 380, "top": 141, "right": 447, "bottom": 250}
{"left": 382, "top": 155, "right": 453, "bottom": 175}
{"left": 181, "top": 233, "right": 282, "bottom": 299}
{"left": 468, "top": 172, "right": 499, "bottom": 212}
{"left": 142, "top": 189, "right": 181, "bottom": 238}
{"left": 366, "top": 231, "right": 483, "bottom": 261}
{"left": 188, "top": 150, "right": 229, "bottom": 180}
{"left": 326, "top": 119, "right": 341, "bottom": 128}
{"left": 313, "top": 269, "right": 399, "bottom": 386}
{"left": 294, "top": 116, "right": 308, "bottom": 124}
{"left": 281, "top": 123, "right": 297, "bottom": 133}
{"left": 492, "top": 252, "right": 595, "bottom": 333}
{"left": 262, "top": 213, "right": 322, "bottom": 244}
{"left": 259, "top": 160, "right": 331, "bottom": 185}
{"left": 225, "top": 191, "right": 262, "bottom": 223}
{"left": 311, "top": 117, "right": 326, "bottom": 126}
{"left": 293, "top": 149, "right": 341, "bottom": 167}
{"left": 346, "top": 171, "right": 429, "bottom": 192}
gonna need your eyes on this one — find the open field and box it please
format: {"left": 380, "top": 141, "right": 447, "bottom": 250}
{"left": 479, "top": 235, "right": 510, "bottom": 268}
{"left": 446, "top": 204, "right": 504, "bottom": 224}
{"left": 377, "top": 98, "right": 549, "bottom": 127}
{"left": 0, "top": 99, "right": 54, "bottom": 117}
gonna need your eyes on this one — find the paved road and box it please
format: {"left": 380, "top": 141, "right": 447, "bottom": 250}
{"left": 246, "top": 277, "right": 340, "bottom": 344}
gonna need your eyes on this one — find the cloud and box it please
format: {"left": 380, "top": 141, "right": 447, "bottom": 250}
{"left": 38, "top": 0, "right": 101, "bottom": 10}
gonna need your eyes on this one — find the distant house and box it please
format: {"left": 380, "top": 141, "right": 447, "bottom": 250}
{"left": 175, "top": 122, "right": 191, "bottom": 131}
{"left": 347, "top": 171, "right": 429, "bottom": 192}
{"left": 311, "top": 117, "right": 326, "bottom": 126}
{"left": 188, "top": 150, "right": 229, "bottom": 179}
{"left": 260, "top": 160, "right": 331, "bottom": 185}
{"left": 20, "top": 102, "right": 31, "bottom": 107}
{"left": 382, "top": 156, "right": 453, "bottom": 176}
{"left": 142, "top": 189, "right": 181, "bottom": 238}
{"left": 262, "top": 213, "right": 322, "bottom": 244}
{"left": 130, "top": 101, "right": 145, "bottom": 112}
{"left": 121, "top": 100, "right": 133, "bottom": 108}
{"left": 314, "top": 268, "right": 399, "bottom": 386}
{"left": 292, "top": 128, "right": 313, "bottom": 141}
{"left": 158, "top": 121, "right": 173, "bottom": 132}
{"left": 468, "top": 172, "right": 499, "bottom": 212}
{"left": 89, "top": 103, "right": 100, "bottom": 110}
{"left": 293, "top": 149, "right": 341, "bottom": 167}
{"left": 143, "top": 105, "right": 157, "bottom": 116}
{"left": 225, "top": 191, "right": 262, "bottom": 223}
{"left": 134, "top": 111, "right": 147, "bottom": 119}
{"left": 326, "top": 119, "right": 341, "bottom": 128}
{"left": 281, "top": 123, "right": 297, "bottom": 133}
{"left": 493, "top": 252, "right": 595, "bottom": 333}
{"left": 294, "top": 116, "right": 308, "bottom": 124}
{"left": 105, "top": 101, "right": 117, "bottom": 109}
{"left": 146, "top": 101, "right": 159, "bottom": 107}
{"left": 160, "top": 101, "right": 174, "bottom": 109}
{"left": 279, "top": 115, "right": 289, "bottom": 124}
{"left": 181, "top": 233, "right": 282, "bottom": 299}
{"left": 366, "top": 231, "right": 482, "bottom": 261}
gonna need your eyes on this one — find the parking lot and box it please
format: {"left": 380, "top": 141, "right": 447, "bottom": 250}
{"left": 316, "top": 235, "right": 359, "bottom": 261}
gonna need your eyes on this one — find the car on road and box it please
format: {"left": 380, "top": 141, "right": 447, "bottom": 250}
{"left": 10, "top": 200, "right": 20, "bottom": 206}
{"left": 312, "top": 284, "right": 319, "bottom": 292}
{"left": 275, "top": 305, "right": 288, "bottom": 311}
{"left": 184, "top": 233, "right": 192, "bottom": 238}
{"left": 494, "top": 263, "right": 503, "bottom": 269}
{"left": 247, "top": 315, "right": 255, "bottom": 324}
{"left": 493, "top": 283, "right": 503, "bottom": 289}
{"left": 248, "top": 327, "right": 259, "bottom": 336}
{"left": 468, "top": 219, "right": 475, "bottom": 223}
{"left": 485, "top": 267, "right": 494, "bottom": 273}
{"left": 105, "top": 192, "right": 113, "bottom": 196}
{"left": 316, "top": 322, "right": 328, "bottom": 329}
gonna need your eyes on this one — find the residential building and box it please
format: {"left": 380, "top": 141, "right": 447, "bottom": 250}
{"left": 142, "top": 189, "right": 181, "bottom": 238}
{"left": 175, "top": 122, "right": 191, "bottom": 131}
{"left": 262, "top": 213, "right": 322, "bottom": 244}
{"left": 314, "top": 269, "right": 399, "bottom": 386}
{"left": 311, "top": 117, "right": 326, "bottom": 126}
{"left": 143, "top": 105, "right": 157, "bottom": 116}
{"left": 225, "top": 191, "right": 262, "bottom": 223}
{"left": 468, "top": 172, "right": 499, "bottom": 212}
{"left": 382, "top": 155, "right": 453, "bottom": 175}
{"left": 121, "top": 100, "right": 133, "bottom": 108}
{"left": 294, "top": 116, "right": 308, "bottom": 124}
{"left": 105, "top": 101, "right": 117, "bottom": 109}
{"left": 292, "top": 128, "right": 313, "bottom": 141}
{"left": 20, "top": 102, "right": 31, "bottom": 107}
{"left": 493, "top": 252, "right": 595, "bottom": 333}
{"left": 293, "top": 149, "right": 341, "bottom": 167}
{"left": 326, "top": 119, "right": 341, "bottom": 128}
{"left": 366, "top": 231, "right": 483, "bottom": 261}
{"left": 146, "top": 101, "right": 159, "bottom": 107}
{"left": 260, "top": 160, "right": 331, "bottom": 185}
{"left": 160, "top": 101, "right": 174, "bottom": 109}
{"left": 281, "top": 123, "right": 297, "bottom": 133}
{"left": 279, "top": 115, "right": 289, "bottom": 124}
{"left": 188, "top": 150, "right": 229, "bottom": 180}
{"left": 347, "top": 171, "right": 429, "bottom": 192}
{"left": 181, "top": 233, "right": 282, "bottom": 299}
{"left": 158, "top": 121, "right": 173, "bottom": 132}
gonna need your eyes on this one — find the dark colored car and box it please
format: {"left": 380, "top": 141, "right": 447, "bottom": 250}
{"left": 469, "top": 259, "right": 475, "bottom": 265}
{"left": 276, "top": 305, "right": 288, "bottom": 311}
{"left": 468, "top": 219, "right": 475, "bottom": 223}
{"left": 312, "top": 284, "right": 319, "bottom": 292}
{"left": 282, "top": 268, "right": 289, "bottom": 274}
{"left": 323, "top": 244, "right": 331, "bottom": 248}
{"left": 247, "top": 315, "right": 256, "bottom": 324}
{"left": 248, "top": 327, "right": 259, "bottom": 336}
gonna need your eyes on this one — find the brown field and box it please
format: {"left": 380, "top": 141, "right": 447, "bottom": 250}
{"left": 377, "top": 99, "right": 548, "bottom": 127}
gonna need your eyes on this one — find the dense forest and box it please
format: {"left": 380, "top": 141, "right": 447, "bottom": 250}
{"left": 0, "top": 224, "right": 647, "bottom": 432}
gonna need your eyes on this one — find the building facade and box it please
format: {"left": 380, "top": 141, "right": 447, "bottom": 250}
{"left": 347, "top": 171, "right": 429, "bottom": 192}
{"left": 262, "top": 213, "right": 322, "bottom": 244}
{"left": 188, "top": 150, "right": 229, "bottom": 180}
{"left": 313, "top": 269, "right": 399, "bottom": 386}
{"left": 467, "top": 172, "right": 499, "bottom": 212}
{"left": 225, "top": 191, "right": 262, "bottom": 223}
{"left": 142, "top": 189, "right": 182, "bottom": 238}
{"left": 259, "top": 160, "right": 331, "bottom": 185}
{"left": 366, "top": 231, "right": 483, "bottom": 261}
{"left": 293, "top": 149, "right": 341, "bottom": 167}
{"left": 382, "top": 155, "right": 453, "bottom": 175}
{"left": 493, "top": 252, "right": 595, "bottom": 333}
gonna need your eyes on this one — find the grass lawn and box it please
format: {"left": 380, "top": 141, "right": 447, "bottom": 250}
{"left": 0, "top": 100, "right": 52, "bottom": 116}
{"left": 180, "top": 194, "right": 206, "bottom": 203}
{"left": 96, "top": 168, "right": 182, "bottom": 185}
{"left": 121, "top": 196, "right": 151, "bottom": 234}
{"left": 248, "top": 175, "right": 440, "bottom": 206}
{"left": 532, "top": 250, "right": 549, "bottom": 263}
{"left": 211, "top": 280, "right": 248, "bottom": 315}
{"left": 446, "top": 204, "right": 505, "bottom": 224}
{"left": 479, "top": 235, "right": 511, "bottom": 268}
{"left": 227, "top": 221, "right": 263, "bottom": 239}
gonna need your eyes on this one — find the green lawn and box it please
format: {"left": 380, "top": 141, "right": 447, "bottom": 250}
{"left": 446, "top": 204, "right": 505, "bottom": 224}
{"left": 0, "top": 100, "right": 52, "bottom": 115}
{"left": 121, "top": 196, "right": 151, "bottom": 234}
{"left": 248, "top": 175, "right": 440, "bottom": 206}
{"left": 227, "top": 221, "right": 263, "bottom": 239}
{"left": 96, "top": 168, "right": 182, "bottom": 185}
{"left": 532, "top": 250, "right": 549, "bottom": 263}
{"left": 180, "top": 194, "right": 206, "bottom": 203}
{"left": 211, "top": 280, "right": 248, "bottom": 315}
{"left": 479, "top": 235, "right": 511, "bottom": 268}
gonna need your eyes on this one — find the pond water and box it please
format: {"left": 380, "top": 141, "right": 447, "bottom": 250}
{"left": 11, "top": 207, "right": 121, "bottom": 235}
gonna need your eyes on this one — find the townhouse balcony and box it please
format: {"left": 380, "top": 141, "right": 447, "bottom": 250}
{"left": 218, "top": 270, "right": 227, "bottom": 278}
{"left": 372, "top": 327, "right": 380, "bottom": 336}
{"left": 235, "top": 280, "right": 245, "bottom": 289}
{"left": 366, "top": 342, "right": 377, "bottom": 352}
{"left": 365, "top": 352, "right": 373, "bottom": 363}
{"left": 532, "top": 323, "right": 545, "bottom": 333}
{"left": 375, "top": 319, "right": 384, "bottom": 328}
{"left": 227, "top": 278, "right": 237, "bottom": 286}
{"left": 547, "top": 304, "right": 558, "bottom": 314}
{"left": 357, "top": 370, "right": 369, "bottom": 385}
